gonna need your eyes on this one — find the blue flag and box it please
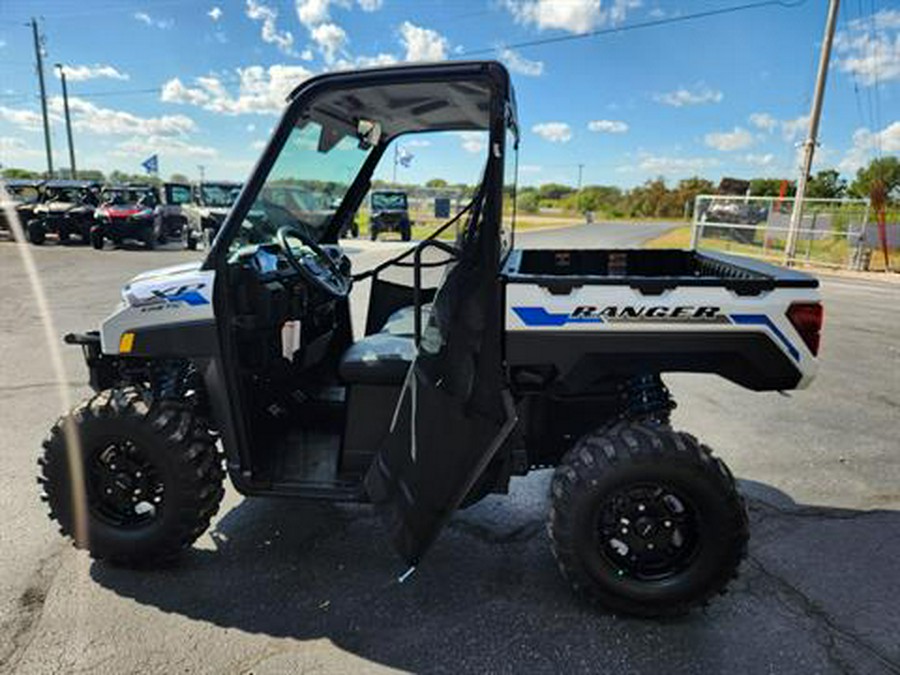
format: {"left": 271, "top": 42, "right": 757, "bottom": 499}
{"left": 398, "top": 147, "right": 413, "bottom": 168}
{"left": 141, "top": 154, "right": 159, "bottom": 175}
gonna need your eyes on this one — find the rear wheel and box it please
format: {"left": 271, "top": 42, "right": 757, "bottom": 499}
{"left": 26, "top": 219, "right": 46, "bottom": 245}
{"left": 549, "top": 422, "right": 748, "bottom": 617}
{"left": 401, "top": 219, "right": 411, "bottom": 242}
{"left": 39, "top": 388, "right": 225, "bottom": 566}
{"left": 369, "top": 224, "right": 378, "bottom": 241}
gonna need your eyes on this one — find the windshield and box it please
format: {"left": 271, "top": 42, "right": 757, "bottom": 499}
{"left": 232, "top": 120, "right": 371, "bottom": 250}
{"left": 101, "top": 189, "right": 157, "bottom": 207}
{"left": 7, "top": 186, "right": 40, "bottom": 203}
{"left": 200, "top": 183, "right": 241, "bottom": 207}
{"left": 371, "top": 192, "right": 407, "bottom": 211}
{"left": 48, "top": 188, "right": 92, "bottom": 204}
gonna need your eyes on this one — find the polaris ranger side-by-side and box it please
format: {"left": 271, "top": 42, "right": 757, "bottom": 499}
{"left": 369, "top": 189, "right": 412, "bottom": 241}
{"left": 28, "top": 179, "right": 100, "bottom": 245}
{"left": 40, "top": 62, "right": 823, "bottom": 617}
{"left": 91, "top": 184, "right": 163, "bottom": 250}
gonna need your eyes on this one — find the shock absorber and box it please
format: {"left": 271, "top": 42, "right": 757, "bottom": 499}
{"left": 621, "top": 373, "right": 676, "bottom": 425}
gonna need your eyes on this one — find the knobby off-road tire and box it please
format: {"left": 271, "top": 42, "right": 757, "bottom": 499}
{"left": 549, "top": 421, "right": 748, "bottom": 617}
{"left": 26, "top": 219, "right": 46, "bottom": 245}
{"left": 39, "top": 388, "right": 225, "bottom": 567}
{"left": 89, "top": 226, "right": 105, "bottom": 250}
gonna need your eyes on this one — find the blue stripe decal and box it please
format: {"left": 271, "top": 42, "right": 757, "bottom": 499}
{"left": 730, "top": 314, "right": 800, "bottom": 361}
{"left": 512, "top": 306, "right": 604, "bottom": 327}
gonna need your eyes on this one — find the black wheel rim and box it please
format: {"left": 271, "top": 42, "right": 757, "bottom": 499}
{"left": 595, "top": 483, "right": 699, "bottom": 581}
{"left": 87, "top": 439, "right": 165, "bottom": 528}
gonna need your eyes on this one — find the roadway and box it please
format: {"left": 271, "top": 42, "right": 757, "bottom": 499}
{"left": 1, "top": 222, "right": 898, "bottom": 674}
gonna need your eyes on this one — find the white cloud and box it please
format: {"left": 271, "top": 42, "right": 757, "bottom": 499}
{"left": 0, "top": 136, "right": 40, "bottom": 159}
{"left": 357, "top": 0, "right": 382, "bottom": 10}
{"left": 532, "top": 122, "right": 572, "bottom": 143}
{"left": 0, "top": 105, "right": 45, "bottom": 130}
{"left": 704, "top": 126, "right": 754, "bottom": 151}
{"left": 404, "top": 138, "right": 431, "bottom": 147}
{"left": 208, "top": 6, "right": 223, "bottom": 21}
{"left": 499, "top": 48, "right": 544, "bottom": 77}
{"left": 625, "top": 153, "right": 719, "bottom": 175}
{"left": 458, "top": 131, "right": 486, "bottom": 153}
{"left": 311, "top": 22, "right": 347, "bottom": 63}
{"left": 301, "top": 48, "right": 314, "bottom": 61}
{"left": 654, "top": 84, "right": 723, "bottom": 107}
{"left": 588, "top": 119, "right": 628, "bottom": 133}
{"left": 780, "top": 114, "right": 809, "bottom": 141}
{"left": 246, "top": 123, "right": 256, "bottom": 132}
{"left": 839, "top": 121, "right": 900, "bottom": 172}
{"left": 648, "top": 7, "right": 664, "bottom": 19}
{"left": 161, "top": 64, "right": 315, "bottom": 116}
{"left": 49, "top": 97, "right": 196, "bottom": 136}
{"left": 112, "top": 135, "right": 217, "bottom": 159}
{"left": 399, "top": 22, "right": 449, "bottom": 62}
{"left": 134, "top": 11, "right": 174, "bottom": 29}
{"left": 742, "top": 153, "right": 775, "bottom": 166}
{"left": 296, "top": 0, "right": 335, "bottom": 27}
{"left": 334, "top": 53, "right": 397, "bottom": 70}
{"left": 835, "top": 9, "right": 900, "bottom": 85}
{"left": 502, "top": 0, "right": 640, "bottom": 35}
{"left": 519, "top": 164, "right": 542, "bottom": 173}
{"left": 246, "top": 0, "right": 295, "bottom": 55}
{"left": 749, "top": 112, "right": 778, "bottom": 132}
{"left": 55, "top": 64, "right": 129, "bottom": 82}
{"left": 251, "top": 139, "right": 267, "bottom": 150}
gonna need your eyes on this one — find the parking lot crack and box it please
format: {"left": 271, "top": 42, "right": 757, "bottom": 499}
{"left": 747, "top": 555, "right": 900, "bottom": 674}
{"left": 0, "top": 543, "right": 67, "bottom": 675}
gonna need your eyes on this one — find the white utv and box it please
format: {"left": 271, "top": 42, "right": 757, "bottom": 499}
{"left": 40, "top": 62, "right": 823, "bottom": 617}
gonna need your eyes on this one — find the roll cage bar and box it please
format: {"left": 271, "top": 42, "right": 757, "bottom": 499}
{"left": 203, "top": 60, "right": 516, "bottom": 270}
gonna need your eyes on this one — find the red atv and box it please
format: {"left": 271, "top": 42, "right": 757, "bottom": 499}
{"left": 90, "top": 184, "right": 163, "bottom": 250}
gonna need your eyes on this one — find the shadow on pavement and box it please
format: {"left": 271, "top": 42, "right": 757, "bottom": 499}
{"left": 90, "top": 474, "right": 900, "bottom": 674}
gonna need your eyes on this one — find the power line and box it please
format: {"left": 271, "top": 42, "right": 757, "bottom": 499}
{"left": 459, "top": 0, "right": 809, "bottom": 57}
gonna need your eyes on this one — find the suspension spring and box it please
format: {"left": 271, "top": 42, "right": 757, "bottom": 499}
{"left": 621, "top": 373, "right": 676, "bottom": 424}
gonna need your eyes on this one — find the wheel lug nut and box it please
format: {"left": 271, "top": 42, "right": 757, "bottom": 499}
{"left": 134, "top": 489, "right": 141, "bottom": 495}
{"left": 105, "top": 488, "right": 112, "bottom": 494}
{"left": 135, "top": 471, "right": 142, "bottom": 478}
{"left": 621, "top": 528, "right": 628, "bottom": 534}
{"left": 664, "top": 520, "right": 672, "bottom": 528}
{"left": 637, "top": 504, "right": 645, "bottom": 512}
{"left": 647, "top": 543, "right": 655, "bottom": 550}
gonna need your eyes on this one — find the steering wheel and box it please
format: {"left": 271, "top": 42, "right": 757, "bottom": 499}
{"left": 276, "top": 226, "right": 350, "bottom": 298}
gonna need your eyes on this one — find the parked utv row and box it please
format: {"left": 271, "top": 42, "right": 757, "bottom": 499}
{"left": 0, "top": 178, "right": 242, "bottom": 250}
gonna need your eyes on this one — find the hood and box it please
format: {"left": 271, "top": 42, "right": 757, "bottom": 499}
{"left": 36, "top": 201, "right": 88, "bottom": 214}
{"left": 128, "top": 261, "right": 204, "bottom": 286}
{"left": 97, "top": 204, "right": 153, "bottom": 219}
{"left": 122, "top": 260, "right": 212, "bottom": 309}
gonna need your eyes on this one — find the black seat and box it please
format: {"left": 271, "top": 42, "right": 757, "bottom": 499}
{"left": 339, "top": 333, "right": 415, "bottom": 385}
{"left": 380, "top": 303, "right": 432, "bottom": 336}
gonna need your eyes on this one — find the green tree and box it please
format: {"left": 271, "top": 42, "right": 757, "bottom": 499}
{"left": 169, "top": 173, "right": 190, "bottom": 183}
{"left": 749, "top": 178, "right": 794, "bottom": 197}
{"left": 849, "top": 156, "right": 900, "bottom": 202}
{"left": 517, "top": 190, "right": 540, "bottom": 213}
{"left": 1, "top": 167, "right": 40, "bottom": 179}
{"left": 76, "top": 169, "right": 106, "bottom": 182}
{"left": 538, "top": 183, "right": 574, "bottom": 201}
{"left": 425, "top": 178, "right": 448, "bottom": 188}
{"left": 806, "top": 169, "right": 846, "bottom": 199}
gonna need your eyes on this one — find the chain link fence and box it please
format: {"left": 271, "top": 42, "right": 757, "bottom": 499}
{"left": 688, "top": 195, "right": 896, "bottom": 270}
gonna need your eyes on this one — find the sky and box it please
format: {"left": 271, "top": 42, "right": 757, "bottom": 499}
{"left": 0, "top": 0, "right": 897, "bottom": 188}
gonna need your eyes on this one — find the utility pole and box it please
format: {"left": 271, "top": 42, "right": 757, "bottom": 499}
{"left": 392, "top": 143, "right": 398, "bottom": 184}
{"left": 576, "top": 163, "right": 585, "bottom": 216}
{"left": 55, "top": 64, "right": 76, "bottom": 178}
{"left": 30, "top": 18, "right": 53, "bottom": 177}
{"left": 785, "top": 0, "right": 840, "bottom": 263}
{"left": 197, "top": 165, "right": 206, "bottom": 182}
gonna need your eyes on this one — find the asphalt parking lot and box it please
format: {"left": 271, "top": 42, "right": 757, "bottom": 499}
{"left": 1, "top": 224, "right": 898, "bottom": 674}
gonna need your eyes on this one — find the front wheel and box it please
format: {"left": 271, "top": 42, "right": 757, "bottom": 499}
{"left": 26, "top": 219, "right": 46, "bottom": 245}
{"left": 38, "top": 388, "right": 225, "bottom": 566}
{"left": 549, "top": 422, "right": 748, "bottom": 617}
{"left": 89, "top": 226, "right": 105, "bottom": 250}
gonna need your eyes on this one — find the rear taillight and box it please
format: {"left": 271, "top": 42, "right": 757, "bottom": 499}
{"left": 787, "top": 302, "right": 823, "bottom": 356}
